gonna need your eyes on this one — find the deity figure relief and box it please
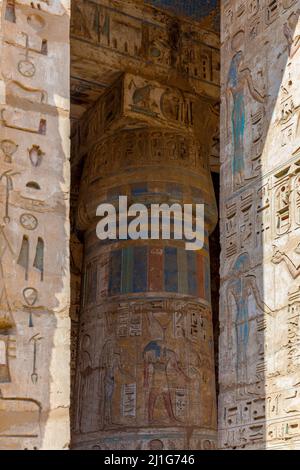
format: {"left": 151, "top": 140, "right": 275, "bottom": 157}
{"left": 226, "top": 31, "right": 265, "bottom": 189}
{"left": 226, "top": 254, "right": 273, "bottom": 384}
{"left": 143, "top": 340, "right": 190, "bottom": 424}
{"left": 0, "top": 225, "right": 14, "bottom": 331}
{"left": 143, "top": 311, "right": 190, "bottom": 424}
{"left": 75, "top": 334, "right": 94, "bottom": 433}
{"left": 272, "top": 247, "right": 300, "bottom": 279}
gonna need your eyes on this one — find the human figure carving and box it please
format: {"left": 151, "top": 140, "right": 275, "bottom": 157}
{"left": 226, "top": 31, "right": 265, "bottom": 189}
{"left": 129, "top": 81, "right": 156, "bottom": 115}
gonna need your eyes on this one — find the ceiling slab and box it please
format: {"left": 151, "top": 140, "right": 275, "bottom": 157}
{"left": 70, "top": 0, "right": 220, "bottom": 122}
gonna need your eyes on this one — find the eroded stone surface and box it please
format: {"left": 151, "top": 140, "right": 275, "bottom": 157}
{"left": 0, "top": 0, "right": 70, "bottom": 450}
{"left": 6, "top": 0, "right": 300, "bottom": 452}
{"left": 220, "top": 0, "right": 300, "bottom": 450}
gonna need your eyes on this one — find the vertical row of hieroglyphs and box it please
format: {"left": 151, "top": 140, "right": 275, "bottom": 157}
{"left": 220, "top": 0, "right": 300, "bottom": 449}
{"left": 0, "top": 0, "right": 70, "bottom": 449}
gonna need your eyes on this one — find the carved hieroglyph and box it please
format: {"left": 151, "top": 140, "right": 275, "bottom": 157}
{"left": 220, "top": 0, "right": 300, "bottom": 450}
{"left": 0, "top": 1, "right": 70, "bottom": 450}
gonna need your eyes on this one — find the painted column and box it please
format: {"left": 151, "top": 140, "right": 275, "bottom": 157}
{"left": 220, "top": 0, "right": 300, "bottom": 450}
{"left": 0, "top": 1, "right": 70, "bottom": 450}
{"left": 72, "top": 74, "right": 218, "bottom": 450}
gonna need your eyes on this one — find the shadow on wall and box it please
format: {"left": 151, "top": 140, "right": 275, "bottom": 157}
{"left": 220, "top": 4, "right": 300, "bottom": 450}
{"left": 0, "top": 0, "right": 70, "bottom": 450}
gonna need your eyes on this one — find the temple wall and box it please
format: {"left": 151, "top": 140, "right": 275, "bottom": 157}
{"left": 0, "top": 1, "right": 70, "bottom": 450}
{"left": 220, "top": 0, "right": 300, "bottom": 450}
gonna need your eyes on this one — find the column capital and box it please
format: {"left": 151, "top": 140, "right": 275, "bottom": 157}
{"left": 76, "top": 73, "right": 219, "bottom": 163}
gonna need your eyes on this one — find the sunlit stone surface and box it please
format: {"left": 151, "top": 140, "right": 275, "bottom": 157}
{"left": 2, "top": 0, "right": 300, "bottom": 451}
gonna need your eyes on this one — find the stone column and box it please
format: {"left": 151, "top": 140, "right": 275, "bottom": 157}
{"left": 220, "top": 0, "right": 300, "bottom": 451}
{"left": 72, "top": 74, "right": 218, "bottom": 450}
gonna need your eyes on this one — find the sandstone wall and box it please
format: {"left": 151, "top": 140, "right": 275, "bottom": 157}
{"left": 220, "top": 0, "right": 300, "bottom": 450}
{"left": 0, "top": 0, "right": 70, "bottom": 450}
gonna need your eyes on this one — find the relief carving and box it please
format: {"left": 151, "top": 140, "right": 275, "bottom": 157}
{"left": 1, "top": 108, "right": 47, "bottom": 135}
{"left": 0, "top": 390, "right": 41, "bottom": 440}
{"left": 226, "top": 253, "right": 274, "bottom": 385}
{"left": 0, "top": 336, "right": 16, "bottom": 384}
{"left": 0, "top": 226, "right": 15, "bottom": 332}
{"left": 284, "top": 10, "right": 300, "bottom": 58}
{"left": 226, "top": 30, "right": 265, "bottom": 190}
{"left": 272, "top": 247, "right": 300, "bottom": 279}
{"left": 29, "top": 334, "right": 43, "bottom": 384}
{"left": 0, "top": 140, "right": 18, "bottom": 164}
{"left": 220, "top": 0, "right": 300, "bottom": 450}
{"left": 0, "top": 170, "right": 19, "bottom": 224}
